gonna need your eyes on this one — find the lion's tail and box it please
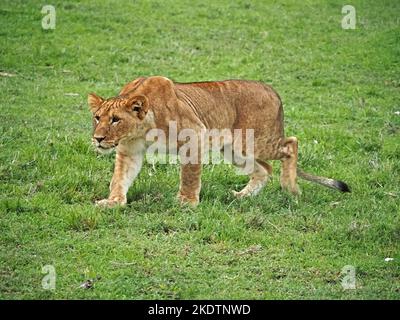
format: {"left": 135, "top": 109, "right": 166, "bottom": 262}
{"left": 297, "top": 169, "right": 351, "bottom": 192}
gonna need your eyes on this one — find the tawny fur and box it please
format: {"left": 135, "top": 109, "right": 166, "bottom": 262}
{"left": 88, "top": 76, "right": 350, "bottom": 207}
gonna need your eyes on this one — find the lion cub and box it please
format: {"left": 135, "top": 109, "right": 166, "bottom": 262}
{"left": 88, "top": 76, "right": 349, "bottom": 207}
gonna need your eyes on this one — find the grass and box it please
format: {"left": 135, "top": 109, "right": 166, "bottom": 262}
{"left": 0, "top": 0, "right": 399, "bottom": 299}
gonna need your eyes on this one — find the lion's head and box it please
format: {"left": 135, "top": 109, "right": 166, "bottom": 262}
{"left": 88, "top": 93, "right": 150, "bottom": 154}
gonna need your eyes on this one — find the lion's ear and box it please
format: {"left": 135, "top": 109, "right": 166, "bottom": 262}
{"left": 126, "top": 95, "right": 149, "bottom": 120}
{"left": 88, "top": 93, "right": 104, "bottom": 113}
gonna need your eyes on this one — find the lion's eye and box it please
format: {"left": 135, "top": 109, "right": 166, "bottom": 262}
{"left": 94, "top": 116, "right": 100, "bottom": 123}
{"left": 111, "top": 116, "right": 120, "bottom": 124}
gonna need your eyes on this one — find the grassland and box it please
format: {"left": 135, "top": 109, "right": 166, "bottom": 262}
{"left": 0, "top": 0, "right": 399, "bottom": 299}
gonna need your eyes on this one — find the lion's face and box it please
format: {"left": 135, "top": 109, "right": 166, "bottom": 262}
{"left": 88, "top": 93, "right": 149, "bottom": 154}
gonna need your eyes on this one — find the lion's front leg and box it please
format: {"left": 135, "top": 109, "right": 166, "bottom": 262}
{"left": 177, "top": 163, "right": 202, "bottom": 206}
{"left": 96, "top": 140, "right": 144, "bottom": 208}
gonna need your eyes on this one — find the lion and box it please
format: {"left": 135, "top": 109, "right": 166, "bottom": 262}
{"left": 88, "top": 76, "right": 350, "bottom": 207}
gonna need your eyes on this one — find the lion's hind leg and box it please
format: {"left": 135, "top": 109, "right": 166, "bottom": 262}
{"left": 279, "top": 136, "right": 301, "bottom": 195}
{"left": 232, "top": 160, "right": 271, "bottom": 198}
{"left": 222, "top": 144, "right": 271, "bottom": 198}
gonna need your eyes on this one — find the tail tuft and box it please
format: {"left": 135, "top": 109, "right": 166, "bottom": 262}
{"left": 297, "top": 169, "right": 351, "bottom": 193}
{"left": 334, "top": 180, "right": 351, "bottom": 193}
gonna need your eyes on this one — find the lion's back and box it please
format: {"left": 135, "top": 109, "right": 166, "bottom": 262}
{"left": 174, "top": 79, "right": 283, "bottom": 132}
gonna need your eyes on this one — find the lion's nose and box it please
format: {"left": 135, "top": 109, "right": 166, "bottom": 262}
{"left": 94, "top": 136, "right": 105, "bottom": 143}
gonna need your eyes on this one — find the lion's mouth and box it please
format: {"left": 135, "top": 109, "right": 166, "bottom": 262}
{"left": 95, "top": 146, "right": 115, "bottom": 155}
{"left": 98, "top": 145, "right": 112, "bottom": 150}
{"left": 93, "top": 142, "right": 118, "bottom": 154}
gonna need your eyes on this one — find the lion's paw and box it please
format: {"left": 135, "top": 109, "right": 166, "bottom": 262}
{"left": 177, "top": 193, "right": 199, "bottom": 207}
{"left": 95, "top": 198, "right": 126, "bottom": 208}
{"left": 232, "top": 190, "right": 246, "bottom": 198}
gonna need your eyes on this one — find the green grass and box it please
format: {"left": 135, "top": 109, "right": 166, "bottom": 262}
{"left": 1, "top": 0, "right": 399, "bottom": 299}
